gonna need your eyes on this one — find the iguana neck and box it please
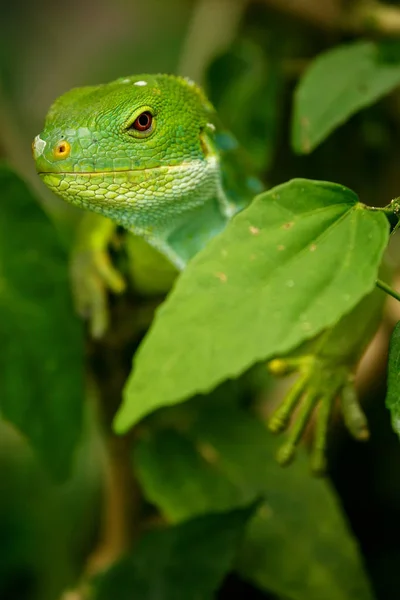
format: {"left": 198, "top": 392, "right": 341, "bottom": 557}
{"left": 127, "top": 130, "right": 262, "bottom": 270}
{"left": 127, "top": 192, "right": 233, "bottom": 270}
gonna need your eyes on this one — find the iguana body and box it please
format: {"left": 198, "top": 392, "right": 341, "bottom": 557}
{"left": 33, "top": 73, "right": 384, "bottom": 471}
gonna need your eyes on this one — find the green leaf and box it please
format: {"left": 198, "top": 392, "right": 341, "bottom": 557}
{"left": 114, "top": 179, "right": 388, "bottom": 432}
{"left": 134, "top": 402, "right": 374, "bottom": 600}
{"left": 0, "top": 426, "right": 75, "bottom": 600}
{"left": 292, "top": 41, "right": 400, "bottom": 154}
{"left": 386, "top": 321, "right": 400, "bottom": 436}
{"left": 93, "top": 504, "right": 256, "bottom": 600}
{"left": 0, "top": 165, "right": 84, "bottom": 479}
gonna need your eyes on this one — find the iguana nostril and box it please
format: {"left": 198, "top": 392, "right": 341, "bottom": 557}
{"left": 53, "top": 140, "right": 71, "bottom": 159}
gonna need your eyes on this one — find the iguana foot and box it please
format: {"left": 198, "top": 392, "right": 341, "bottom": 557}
{"left": 267, "top": 356, "right": 369, "bottom": 475}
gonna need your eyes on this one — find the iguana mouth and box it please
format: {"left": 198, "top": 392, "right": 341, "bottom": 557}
{"left": 38, "top": 162, "right": 201, "bottom": 177}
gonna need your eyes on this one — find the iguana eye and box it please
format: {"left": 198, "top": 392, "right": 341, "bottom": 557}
{"left": 131, "top": 111, "right": 153, "bottom": 132}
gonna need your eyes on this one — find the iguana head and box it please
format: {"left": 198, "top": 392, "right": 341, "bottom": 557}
{"left": 33, "top": 74, "right": 219, "bottom": 230}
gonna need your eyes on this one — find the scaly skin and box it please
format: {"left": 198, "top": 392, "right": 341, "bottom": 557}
{"left": 33, "top": 73, "right": 385, "bottom": 471}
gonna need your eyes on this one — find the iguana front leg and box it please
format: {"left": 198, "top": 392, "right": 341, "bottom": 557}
{"left": 71, "top": 212, "right": 125, "bottom": 338}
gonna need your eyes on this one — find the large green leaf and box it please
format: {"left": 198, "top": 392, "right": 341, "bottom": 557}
{"left": 93, "top": 504, "right": 256, "bottom": 600}
{"left": 0, "top": 165, "right": 84, "bottom": 479}
{"left": 114, "top": 179, "right": 388, "bottom": 432}
{"left": 292, "top": 41, "right": 400, "bottom": 154}
{"left": 134, "top": 402, "right": 374, "bottom": 600}
{"left": 386, "top": 320, "right": 400, "bottom": 437}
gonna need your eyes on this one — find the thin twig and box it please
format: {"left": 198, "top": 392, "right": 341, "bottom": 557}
{"left": 377, "top": 278, "right": 400, "bottom": 303}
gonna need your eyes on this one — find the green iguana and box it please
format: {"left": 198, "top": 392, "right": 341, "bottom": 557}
{"left": 33, "top": 73, "right": 384, "bottom": 472}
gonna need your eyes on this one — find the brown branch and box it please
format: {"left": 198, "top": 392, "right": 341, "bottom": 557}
{"left": 259, "top": 0, "right": 341, "bottom": 31}
{"left": 84, "top": 434, "right": 140, "bottom": 576}
{"left": 259, "top": 0, "right": 400, "bottom": 35}
{"left": 344, "top": 1, "right": 400, "bottom": 35}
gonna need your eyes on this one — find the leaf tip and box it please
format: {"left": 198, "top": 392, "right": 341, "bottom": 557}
{"left": 391, "top": 414, "right": 400, "bottom": 437}
{"left": 112, "top": 410, "right": 130, "bottom": 435}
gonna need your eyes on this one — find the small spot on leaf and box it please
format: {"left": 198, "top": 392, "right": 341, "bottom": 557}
{"left": 249, "top": 225, "right": 260, "bottom": 235}
{"left": 302, "top": 137, "right": 311, "bottom": 154}
{"left": 196, "top": 441, "right": 220, "bottom": 464}
{"left": 283, "top": 221, "right": 294, "bottom": 230}
{"left": 215, "top": 272, "right": 228, "bottom": 283}
{"left": 257, "top": 502, "right": 273, "bottom": 520}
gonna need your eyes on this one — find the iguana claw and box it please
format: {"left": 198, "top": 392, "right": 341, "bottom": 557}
{"left": 268, "top": 355, "right": 369, "bottom": 475}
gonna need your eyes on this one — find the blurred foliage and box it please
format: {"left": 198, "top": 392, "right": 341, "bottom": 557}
{"left": 0, "top": 414, "right": 103, "bottom": 600}
{"left": 94, "top": 503, "right": 257, "bottom": 600}
{"left": 134, "top": 396, "right": 374, "bottom": 600}
{"left": 386, "top": 320, "right": 400, "bottom": 435}
{"left": 3, "top": 1, "right": 400, "bottom": 600}
{"left": 292, "top": 41, "right": 400, "bottom": 154}
{"left": 0, "top": 166, "right": 84, "bottom": 479}
{"left": 206, "top": 39, "right": 282, "bottom": 171}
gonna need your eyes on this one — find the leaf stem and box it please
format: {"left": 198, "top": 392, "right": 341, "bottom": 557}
{"left": 368, "top": 203, "right": 400, "bottom": 232}
{"left": 376, "top": 279, "right": 400, "bottom": 303}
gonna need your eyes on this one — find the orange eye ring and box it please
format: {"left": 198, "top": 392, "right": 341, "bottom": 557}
{"left": 53, "top": 140, "right": 71, "bottom": 160}
{"left": 131, "top": 111, "right": 153, "bottom": 132}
